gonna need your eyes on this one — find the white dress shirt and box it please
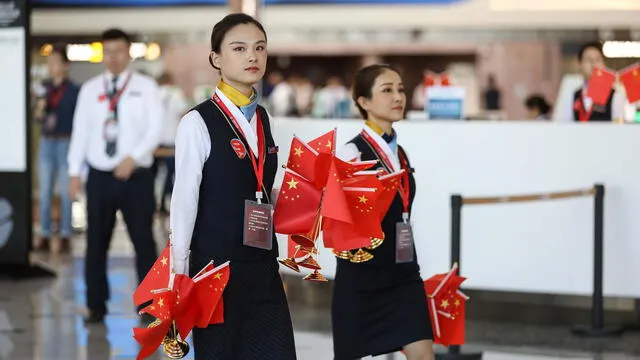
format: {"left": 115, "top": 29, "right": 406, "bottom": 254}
{"left": 67, "top": 70, "right": 163, "bottom": 176}
{"left": 170, "top": 89, "right": 275, "bottom": 275}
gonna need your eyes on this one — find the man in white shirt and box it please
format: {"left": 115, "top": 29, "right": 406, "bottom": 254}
{"left": 67, "top": 28, "right": 163, "bottom": 324}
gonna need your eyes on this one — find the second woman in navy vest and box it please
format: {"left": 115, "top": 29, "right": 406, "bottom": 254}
{"left": 169, "top": 14, "right": 296, "bottom": 359}
{"left": 333, "top": 64, "right": 434, "bottom": 360}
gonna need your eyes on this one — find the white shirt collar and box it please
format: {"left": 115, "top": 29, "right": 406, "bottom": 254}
{"left": 105, "top": 69, "right": 132, "bottom": 86}
{"left": 215, "top": 88, "right": 259, "bottom": 157}
{"left": 362, "top": 125, "right": 400, "bottom": 172}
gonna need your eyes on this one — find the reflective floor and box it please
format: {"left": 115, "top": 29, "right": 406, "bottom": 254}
{"left": 1, "top": 216, "right": 640, "bottom": 360}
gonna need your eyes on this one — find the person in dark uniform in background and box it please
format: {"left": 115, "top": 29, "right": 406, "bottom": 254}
{"left": 169, "top": 14, "right": 296, "bottom": 359}
{"left": 67, "top": 29, "right": 162, "bottom": 324}
{"left": 33, "top": 44, "right": 79, "bottom": 253}
{"left": 334, "top": 64, "right": 434, "bottom": 360}
{"left": 571, "top": 42, "right": 632, "bottom": 122}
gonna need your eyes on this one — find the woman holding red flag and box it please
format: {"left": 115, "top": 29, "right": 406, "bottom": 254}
{"left": 169, "top": 13, "right": 296, "bottom": 359}
{"left": 332, "top": 64, "right": 434, "bottom": 360}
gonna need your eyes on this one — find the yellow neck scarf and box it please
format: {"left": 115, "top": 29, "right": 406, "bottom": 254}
{"left": 217, "top": 79, "right": 253, "bottom": 107}
{"left": 366, "top": 120, "right": 388, "bottom": 136}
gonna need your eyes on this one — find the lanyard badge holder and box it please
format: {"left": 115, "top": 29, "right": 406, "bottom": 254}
{"left": 43, "top": 84, "right": 67, "bottom": 133}
{"left": 395, "top": 210, "right": 414, "bottom": 264}
{"left": 244, "top": 190, "right": 274, "bottom": 251}
{"left": 102, "top": 74, "right": 132, "bottom": 147}
{"left": 393, "top": 150, "right": 415, "bottom": 263}
{"left": 212, "top": 94, "right": 273, "bottom": 250}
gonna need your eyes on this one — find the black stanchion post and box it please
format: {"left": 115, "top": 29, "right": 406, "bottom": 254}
{"left": 572, "top": 184, "right": 624, "bottom": 337}
{"left": 435, "top": 195, "right": 482, "bottom": 360}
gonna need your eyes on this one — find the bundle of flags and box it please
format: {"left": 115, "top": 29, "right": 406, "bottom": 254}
{"left": 132, "top": 241, "right": 231, "bottom": 360}
{"left": 274, "top": 129, "right": 404, "bottom": 279}
{"left": 423, "top": 263, "right": 469, "bottom": 346}
{"left": 584, "top": 63, "right": 640, "bottom": 106}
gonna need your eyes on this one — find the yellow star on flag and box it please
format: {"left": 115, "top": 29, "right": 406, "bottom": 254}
{"left": 160, "top": 256, "right": 168, "bottom": 266}
{"left": 440, "top": 299, "right": 449, "bottom": 309}
{"left": 358, "top": 195, "right": 368, "bottom": 204}
{"left": 213, "top": 273, "right": 223, "bottom": 280}
{"left": 158, "top": 297, "right": 164, "bottom": 307}
{"left": 294, "top": 147, "right": 304, "bottom": 157}
{"left": 287, "top": 178, "right": 299, "bottom": 190}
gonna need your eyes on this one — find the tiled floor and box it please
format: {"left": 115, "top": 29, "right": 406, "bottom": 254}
{"left": 1, "top": 216, "right": 640, "bottom": 360}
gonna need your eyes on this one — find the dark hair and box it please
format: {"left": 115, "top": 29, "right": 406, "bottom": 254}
{"left": 525, "top": 95, "right": 551, "bottom": 116}
{"left": 101, "top": 28, "right": 132, "bottom": 45}
{"left": 208, "top": 13, "right": 267, "bottom": 70}
{"left": 578, "top": 41, "right": 604, "bottom": 61}
{"left": 50, "top": 43, "right": 69, "bottom": 63}
{"left": 352, "top": 64, "right": 400, "bottom": 119}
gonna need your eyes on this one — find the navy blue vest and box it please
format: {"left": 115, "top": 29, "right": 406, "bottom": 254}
{"left": 190, "top": 99, "right": 279, "bottom": 262}
{"left": 573, "top": 88, "right": 614, "bottom": 122}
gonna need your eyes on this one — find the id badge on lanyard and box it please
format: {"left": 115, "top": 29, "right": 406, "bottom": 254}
{"left": 395, "top": 162, "right": 415, "bottom": 264}
{"left": 212, "top": 93, "right": 273, "bottom": 250}
{"left": 101, "top": 74, "right": 131, "bottom": 142}
{"left": 44, "top": 83, "right": 66, "bottom": 132}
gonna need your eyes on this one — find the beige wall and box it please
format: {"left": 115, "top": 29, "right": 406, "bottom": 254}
{"left": 476, "top": 42, "right": 563, "bottom": 119}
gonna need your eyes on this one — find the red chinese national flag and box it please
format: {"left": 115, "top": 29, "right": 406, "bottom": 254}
{"left": 619, "top": 63, "right": 640, "bottom": 104}
{"left": 192, "top": 261, "right": 230, "bottom": 328}
{"left": 586, "top": 65, "right": 616, "bottom": 106}
{"left": 134, "top": 290, "right": 174, "bottom": 360}
{"left": 424, "top": 264, "right": 469, "bottom": 347}
{"left": 320, "top": 159, "right": 352, "bottom": 224}
{"left": 140, "top": 289, "right": 174, "bottom": 322}
{"left": 314, "top": 153, "right": 377, "bottom": 189}
{"left": 308, "top": 129, "right": 336, "bottom": 154}
{"left": 375, "top": 171, "right": 404, "bottom": 220}
{"left": 274, "top": 169, "right": 323, "bottom": 234}
{"left": 322, "top": 186, "right": 384, "bottom": 252}
{"left": 343, "top": 170, "right": 403, "bottom": 221}
{"left": 133, "top": 241, "right": 171, "bottom": 307}
{"left": 286, "top": 136, "right": 318, "bottom": 182}
{"left": 171, "top": 274, "right": 198, "bottom": 339}
{"left": 429, "top": 290, "right": 467, "bottom": 346}
{"left": 342, "top": 187, "right": 383, "bottom": 239}
{"left": 322, "top": 218, "right": 372, "bottom": 251}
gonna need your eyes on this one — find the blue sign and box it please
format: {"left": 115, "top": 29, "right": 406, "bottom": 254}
{"left": 427, "top": 99, "right": 463, "bottom": 120}
{"left": 33, "top": 0, "right": 465, "bottom": 6}
{"left": 425, "top": 86, "right": 465, "bottom": 120}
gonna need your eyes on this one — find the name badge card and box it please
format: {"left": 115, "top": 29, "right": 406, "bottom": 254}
{"left": 243, "top": 200, "right": 274, "bottom": 250}
{"left": 395, "top": 221, "right": 415, "bottom": 263}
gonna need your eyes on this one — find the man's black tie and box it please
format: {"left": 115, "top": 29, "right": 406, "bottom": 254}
{"left": 105, "top": 75, "right": 118, "bottom": 157}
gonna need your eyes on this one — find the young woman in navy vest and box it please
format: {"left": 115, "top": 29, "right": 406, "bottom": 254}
{"left": 332, "top": 64, "right": 434, "bottom": 360}
{"left": 572, "top": 42, "right": 631, "bottom": 122}
{"left": 169, "top": 14, "right": 296, "bottom": 359}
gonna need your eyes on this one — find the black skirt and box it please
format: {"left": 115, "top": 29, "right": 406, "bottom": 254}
{"left": 331, "top": 265, "right": 433, "bottom": 360}
{"left": 189, "top": 251, "right": 297, "bottom": 360}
